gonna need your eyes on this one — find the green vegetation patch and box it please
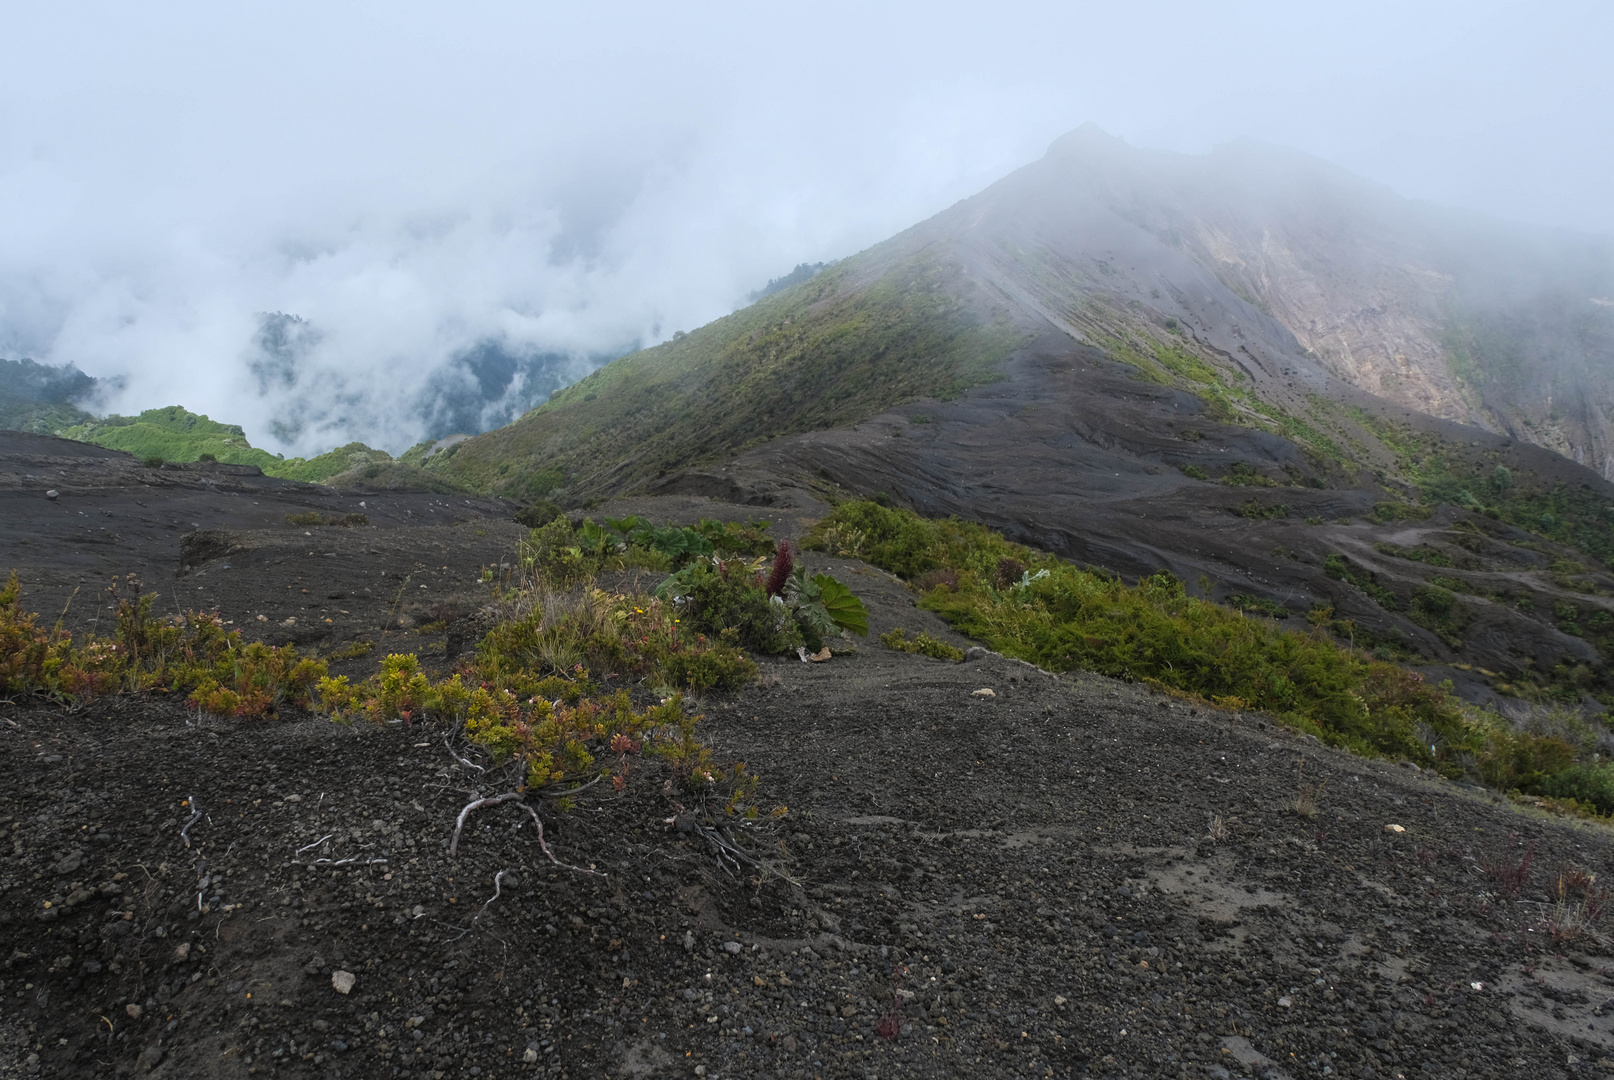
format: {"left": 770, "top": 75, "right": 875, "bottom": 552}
{"left": 1349, "top": 408, "right": 1614, "bottom": 567}
{"left": 61, "top": 406, "right": 398, "bottom": 484}
{"left": 0, "top": 572, "right": 324, "bottom": 717}
{"left": 1227, "top": 594, "right": 1289, "bottom": 619}
{"left": 1374, "top": 542, "right": 1453, "bottom": 567}
{"left": 1324, "top": 553, "right": 1400, "bottom": 610}
{"left": 802, "top": 500, "right": 1614, "bottom": 811}
{"left": 806, "top": 500, "right": 1458, "bottom": 759}
{"left": 880, "top": 628, "right": 965, "bottom": 662}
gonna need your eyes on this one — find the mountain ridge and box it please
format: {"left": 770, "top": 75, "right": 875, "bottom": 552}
{"left": 417, "top": 128, "right": 1614, "bottom": 708}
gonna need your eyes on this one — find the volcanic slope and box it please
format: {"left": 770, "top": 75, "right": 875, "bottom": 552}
{"left": 9, "top": 460, "right": 1614, "bottom": 1080}
{"left": 428, "top": 130, "right": 1614, "bottom": 704}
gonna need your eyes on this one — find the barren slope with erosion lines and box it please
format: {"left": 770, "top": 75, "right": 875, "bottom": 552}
{"left": 8, "top": 449, "right": 1614, "bottom": 1080}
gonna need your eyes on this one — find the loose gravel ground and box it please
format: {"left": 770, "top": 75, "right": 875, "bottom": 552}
{"left": 5, "top": 438, "right": 1614, "bottom": 1080}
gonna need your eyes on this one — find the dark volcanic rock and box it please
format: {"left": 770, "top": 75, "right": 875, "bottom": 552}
{"left": 2, "top": 457, "right": 1614, "bottom": 1079}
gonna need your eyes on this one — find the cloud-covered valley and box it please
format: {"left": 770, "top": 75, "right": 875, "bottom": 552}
{"left": 1, "top": 1, "right": 1607, "bottom": 455}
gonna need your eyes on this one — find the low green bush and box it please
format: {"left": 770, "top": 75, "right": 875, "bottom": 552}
{"left": 881, "top": 628, "right": 964, "bottom": 661}
{"left": 1324, "top": 553, "right": 1400, "bottom": 609}
{"left": 656, "top": 545, "right": 868, "bottom": 654}
{"left": 1537, "top": 763, "right": 1614, "bottom": 816}
{"left": 804, "top": 502, "right": 1512, "bottom": 764}
{"left": 0, "top": 572, "right": 324, "bottom": 716}
{"left": 1233, "top": 499, "right": 1288, "bottom": 520}
{"left": 1228, "top": 594, "right": 1289, "bottom": 619}
{"left": 804, "top": 500, "right": 1614, "bottom": 813}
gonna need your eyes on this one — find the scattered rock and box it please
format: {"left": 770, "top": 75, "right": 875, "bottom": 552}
{"left": 971, "top": 688, "right": 996, "bottom": 698}
{"left": 331, "top": 969, "right": 356, "bottom": 994}
{"left": 1384, "top": 824, "right": 1406, "bottom": 834}
{"left": 171, "top": 942, "right": 191, "bottom": 962}
{"left": 125, "top": 1003, "right": 142, "bottom": 1019}
{"left": 722, "top": 940, "right": 743, "bottom": 954}
{"left": 45, "top": 489, "right": 58, "bottom": 500}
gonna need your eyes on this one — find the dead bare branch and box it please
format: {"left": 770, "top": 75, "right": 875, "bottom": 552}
{"left": 475, "top": 869, "right": 508, "bottom": 924}
{"left": 444, "top": 736, "right": 486, "bottom": 773}
{"left": 542, "top": 773, "right": 607, "bottom": 800}
{"left": 180, "top": 796, "right": 203, "bottom": 848}
{"left": 449, "top": 791, "right": 605, "bottom": 878}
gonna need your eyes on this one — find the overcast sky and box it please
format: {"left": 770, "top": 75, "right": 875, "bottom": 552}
{"left": 1, "top": 1, "right": 1608, "bottom": 454}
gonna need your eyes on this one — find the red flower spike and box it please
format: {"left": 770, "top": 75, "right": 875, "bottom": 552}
{"left": 764, "top": 540, "right": 794, "bottom": 598}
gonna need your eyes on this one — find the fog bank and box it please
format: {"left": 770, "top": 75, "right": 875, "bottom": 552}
{"left": 1, "top": 1, "right": 1606, "bottom": 454}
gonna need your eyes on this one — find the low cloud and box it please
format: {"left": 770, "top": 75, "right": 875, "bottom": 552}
{"left": 0, "top": 2, "right": 1607, "bottom": 454}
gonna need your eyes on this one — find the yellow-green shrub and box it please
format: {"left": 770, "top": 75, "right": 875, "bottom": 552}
{"left": 1, "top": 572, "right": 325, "bottom": 717}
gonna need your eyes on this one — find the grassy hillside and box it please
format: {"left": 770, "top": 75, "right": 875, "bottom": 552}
{"left": 428, "top": 249, "right": 1028, "bottom": 502}
{"left": 59, "top": 406, "right": 395, "bottom": 484}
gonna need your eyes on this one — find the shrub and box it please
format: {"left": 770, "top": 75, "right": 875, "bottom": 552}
{"left": 692, "top": 518, "right": 776, "bottom": 557}
{"left": 0, "top": 572, "right": 324, "bottom": 716}
{"left": 1369, "top": 501, "right": 1432, "bottom": 524}
{"left": 993, "top": 558, "right": 1027, "bottom": 590}
{"left": 1228, "top": 593, "right": 1289, "bottom": 619}
{"left": 1324, "top": 553, "right": 1400, "bottom": 609}
{"left": 1374, "top": 542, "right": 1453, "bottom": 567}
{"left": 658, "top": 642, "right": 758, "bottom": 691}
{"left": 659, "top": 553, "right": 869, "bottom": 653}
{"left": 514, "top": 499, "right": 564, "bottom": 528}
{"left": 803, "top": 500, "right": 944, "bottom": 578}
{"left": 319, "top": 651, "right": 766, "bottom": 814}
{"left": 1409, "top": 585, "right": 1468, "bottom": 645}
{"left": 1233, "top": 499, "right": 1288, "bottom": 520}
{"left": 810, "top": 501, "right": 1471, "bottom": 761}
{"left": 197, "top": 453, "right": 217, "bottom": 463}
{"left": 521, "top": 516, "right": 601, "bottom": 588}
{"left": 141, "top": 455, "right": 165, "bottom": 469}
{"left": 881, "top": 628, "right": 964, "bottom": 662}
{"left": 1223, "top": 463, "right": 1278, "bottom": 487}
{"left": 1538, "top": 764, "right": 1614, "bottom": 816}
{"left": 662, "top": 558, "right": 801, "bottom": 655}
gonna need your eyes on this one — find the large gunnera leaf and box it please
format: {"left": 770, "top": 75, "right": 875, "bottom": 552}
{"left": 808, "top": 573, "right": 868, "bottom": 637}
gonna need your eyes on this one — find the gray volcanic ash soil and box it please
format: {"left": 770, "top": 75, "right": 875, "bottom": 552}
{"left": 5, "top": 442, "right": 1614, "bottom": 1080}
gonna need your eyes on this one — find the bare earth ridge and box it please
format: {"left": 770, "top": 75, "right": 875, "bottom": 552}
{"left": 4, "top": 436, "right": 1614, "bottom": 1080}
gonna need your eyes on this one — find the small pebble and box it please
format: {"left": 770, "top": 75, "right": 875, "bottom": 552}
{"left": 331, "top": 970, "right": 356, "bottom": 995}
{"left": 1384, "top": 824, "right": 1406, "bottom": 834}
